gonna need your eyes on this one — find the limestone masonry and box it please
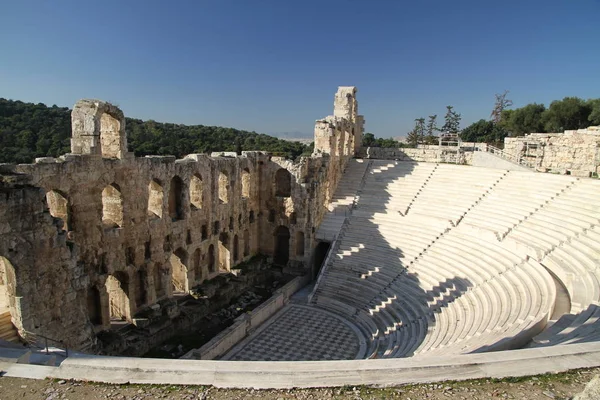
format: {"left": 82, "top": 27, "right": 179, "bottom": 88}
{"left": 0, "top": 87, "right": 362, "bottom": 351}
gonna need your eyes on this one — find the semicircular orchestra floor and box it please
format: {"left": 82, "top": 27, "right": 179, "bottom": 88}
{"left": 222, "top": 304, "right": 365, "bottom": 361}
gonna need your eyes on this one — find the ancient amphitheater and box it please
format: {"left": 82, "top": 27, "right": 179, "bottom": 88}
{"left": 1, "top": 87, "right": 600, "bottom": 388}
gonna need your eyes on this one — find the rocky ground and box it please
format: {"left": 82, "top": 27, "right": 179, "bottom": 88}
{"left": 0, "top": 368, "right": 598, "bottom": 400}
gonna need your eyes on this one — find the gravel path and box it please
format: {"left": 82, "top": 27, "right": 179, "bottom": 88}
{"left": 0, "top": 368, "right": 598, "bottom": 400}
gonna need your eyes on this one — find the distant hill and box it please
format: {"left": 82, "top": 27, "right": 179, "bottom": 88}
{"left": 0, "top": 99, "right": 310, "bottom": 164}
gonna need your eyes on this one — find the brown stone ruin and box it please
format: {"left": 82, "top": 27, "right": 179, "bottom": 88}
{"left": 0, "top": 88, "right": 363, "bottom": 352}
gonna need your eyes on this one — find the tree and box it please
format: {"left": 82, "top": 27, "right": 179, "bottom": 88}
{"left": 415, "top": 118, "right": 425, "bottom": 143}
{"left": 500, "top": 103, "right": 545, "bottom": 136}
{"left": 441, "top": 106, "right": 461, "bottom": 133}
{"left": 362, "top": 132, "right": 376, "bottom": 147}
{"left": 490, "top": 90, "right": 513, "bottom": 124}
{"left": 541, "top": 97, "right": 592, "bottom": 132}
{"left": 587, "top": 99, "right": 600, "bottom": 126}
{"left": 460, "top": 119, "right": 508, "bottom": 144}
{"left": 424, "top": 115, "right": 439, "bottom": 144}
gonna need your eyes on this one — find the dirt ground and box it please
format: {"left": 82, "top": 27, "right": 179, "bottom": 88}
{"left": 0, "top": 367, "right": 598, "bottom": 400}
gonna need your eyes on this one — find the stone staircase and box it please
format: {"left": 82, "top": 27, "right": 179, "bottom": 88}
{"left": 0, "top": 310, "right": 20, "bottom": 344}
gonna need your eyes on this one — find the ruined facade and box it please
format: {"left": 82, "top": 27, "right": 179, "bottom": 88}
{"left": 504, "top": 127, "right": 600, "bottom": 177}
{"left": 0, "top": 88, "right": 362, "bottom": 350}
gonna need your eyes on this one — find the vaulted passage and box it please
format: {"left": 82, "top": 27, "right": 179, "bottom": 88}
{"left": 147, "top": 179, "right": 164, "bottom": 219}
{"left": 87, "top": 286, "right": 102, "bottom": 325}
{"left": 190, "top": 174, "right": 203, "bottom": 210}
{"left": 102, "top": 184, "right": 123, "bottom": 228}
{"left": 100, "top": 112, "right": 121, "bottom": 159}
{"left": 170, "top": 248, "right": 189, "bottom": 293}
{"left": 313, "top": 241, "right": 331, "bottom": 279}
{"left": 106, "top": 272, "right": 130, "bottom": 322}
{"left": 274, "top": 226, "right": 290, "bottom": 266}
{"left": 275, "top": 168, "right": 292, "bottom": 197}
{"left": 46, "top": 190, "right": 71, "bottom": 231}
{"left": 168, "top": 176, "right": 184, "bottom": 220}
{"left": 219, "top": 232, "right": 230, "bottom": 272}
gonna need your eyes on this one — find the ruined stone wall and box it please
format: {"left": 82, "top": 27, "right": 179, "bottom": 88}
{"left": 504, "top": 127, "right": 600, "bottom": 177}
{"left": 0, "top": 88, "right": 357, "bottom": 350}
{"left": 357, "top": 145, "right": 474, "bottom": 165}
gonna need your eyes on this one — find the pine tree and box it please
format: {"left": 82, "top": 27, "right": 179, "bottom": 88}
{"left": 425, "top": 115, "right": 439, "bottom": 144}
{"left": 415, "top": 118, "right": 426, "bottom": 144}
{"left": 441, "top": 106, "right": 461, "bottom": 133}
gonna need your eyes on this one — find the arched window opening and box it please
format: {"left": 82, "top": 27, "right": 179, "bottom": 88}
{"left": 102, "top": 183, "right": 123, "bottom": 228}
{"left": 190, "top": 174, "right": 203, "bottom": 210}
{"left": 218, "top": 232, "right": 230, "bottom": 272}
{"left": 218, "top": 171, "right": 229, "bottom": 204}
{"left": 168, "top": 176, "right": 184, "bottom": 221}
{"left": 296, "top": 231, "right": 305, "bottom": 256}
{"left": 273, "top": 226, "right": 290, "bottom": 266}
{"left": 106, "top": 271, "right": 130, "bottom": 322}
{"left": 249, "top": 210, "right": 255, "bottom": 223}
{"left": 170, "top": 248, "right": 189, "bottom": 293}
{"left": 100, "top": 112, "right": 121, "bottom": 159}
{"left": 87, "top": 286, "right": 103, "bottom": 325}
{"left": 241, "top": 168, "right": 251, "bottom": 199}
{"left": 186, "top": 229, "right": 193, "bottom": 245}
{"left": 46, "top": 190, "right": 70, "bottom": 231}
{"left": 268, "top": 209, "right": 276, "bottom": 223}
{"left": 233, "top": 235, "right": 239, "bottom": 262}
{"left": 201, "top": 225, "right": 208, "bottom": 241}
{"left": 275, "top": 168, "right": 292, "bottom": 197}
{"left": 243, "top": 229, "right": 250, "bottom": 257}
{"left": 229, "top": 217, "right": 234, "bottom": 231}
{"left": 135, "top": 270, "right": 147, "bottom": 308}
{"left": 193, "top": 249, "right": 203, "bottom": 283}
{"left": 208, "top": 244, "right": 216, "bottom": 274}
{"left": 213, "top": 221, "right": 220, "bottom": 235}
{"left": 289, "top": 212, "right": 297, "bottom": 225}
{"left": 147, "top": 179, "right": 164, "bottom": 219}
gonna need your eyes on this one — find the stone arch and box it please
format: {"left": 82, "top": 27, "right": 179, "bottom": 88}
{"left": 296, "top": 231, "right": 305, "bottom": 256}
{"left": 168, "top": 176, "right": 185, "bottom": 220}
{"left": 241, "top": 168, "right": 251, "bottom": 199}
{"left": 170, "top": 248, "right": 189, "bottom": 293}
{"left": 106, "top": 271, "right": 131, "bottom": 321}
{"left": 190, "top": 173, "right": 203, "bottom": 210}
{"left": 233, "top": 235, "right": 239, "bottom": 262}
{"left": 102, "top": 183, "right": 124, "bottom": 228}
{"left": 273, "top": 226, "right": 290, "bottom": 266}
{"left": 147, "top": 179, "right": 164, "bottom": 219}
{"left": 87, "top": 286, "right": 103, "bottom": 325}
{"left": 193, "top": 248, "right": 203, "bottom": 283}
{"left": 218, "top": 232, "right": 230, "bottom": 272}
{"left": 71, "top": 100, "right": 127, "bottom": 159}
{"left": 0, "top": 257, "right": 17, "bottom": 313}
{"left": 274, "top": 168, "right": 292, "bottom": 197}
{"left": 218, "top": 170, "right": 229, "bottom": 204}
{"left": 208, "top": 244, "right": 216, "bottom": 274}
{"left": 45, "top": 189, "right": 71, "bottom": 231}
{"left": 243, "top": 229, "right": 250, "bottom": 257}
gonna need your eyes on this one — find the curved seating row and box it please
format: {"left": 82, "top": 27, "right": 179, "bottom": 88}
{"left": 313, "top": 160, "right": 600, "bottom": 359}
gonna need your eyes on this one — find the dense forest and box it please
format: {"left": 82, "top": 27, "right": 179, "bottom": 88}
{"left": 0, "top": 98, "right": 311, "bottom": 164}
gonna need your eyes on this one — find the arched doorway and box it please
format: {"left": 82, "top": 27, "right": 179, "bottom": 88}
{"left": 87, "top": 286, "right": 103, "bottom": 325}
{"left": 218, "top": 232, "right": 230, "bottom": 271}
{"left": 170, "top": 248, "right": 189, "bottom": 293}
{"left": 295, "top": 231, "right": 305, "bottom": 256}
{"left": 273, "top": 226, "right": 290, "bottom": 266}
{"left": 313, "top": 242, "right": 331, "bottom": 279}
{"left": 106, "top": 271, "right": 131, "bottom": 321}
{"left": 208, "top": 244, "right": 216, "bottom": 274}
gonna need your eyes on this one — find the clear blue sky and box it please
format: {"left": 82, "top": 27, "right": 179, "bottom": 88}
{"left": 1, "top": 0, "right": 599, "bottom": 138}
